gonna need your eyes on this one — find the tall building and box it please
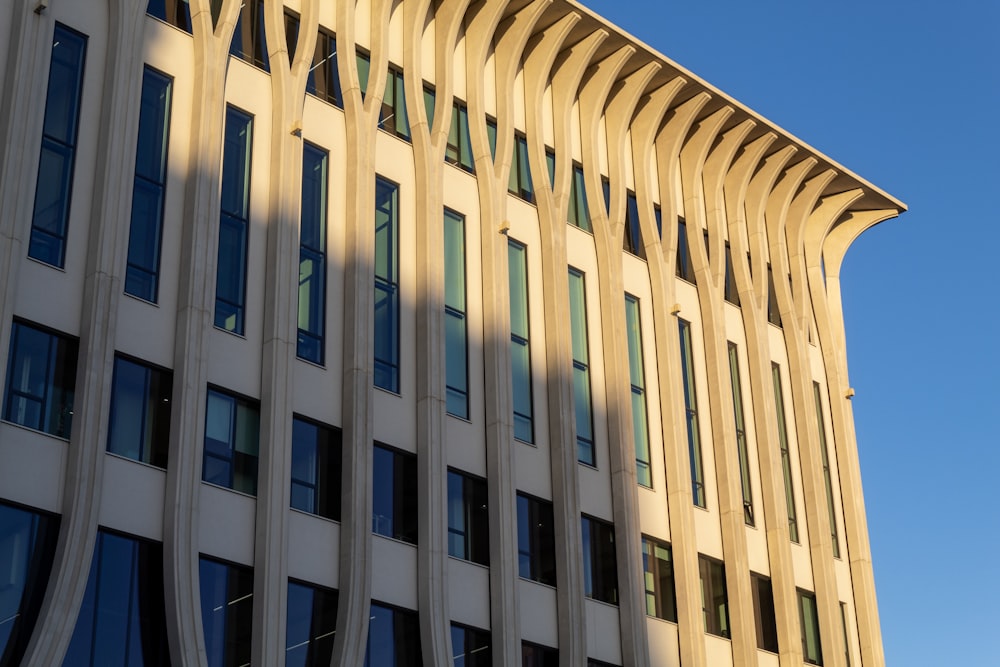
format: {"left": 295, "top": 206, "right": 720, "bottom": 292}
{"left": 0, "top": 1, "right": 905, "bottom": 666}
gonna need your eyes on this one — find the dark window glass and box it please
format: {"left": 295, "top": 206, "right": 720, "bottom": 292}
{"left": 146, "top": 0, "right": 192, "bottom": 32}
{"left": 63, "top": 530, "right": 170, "bottom": 666}
{"left": 508, "top": 134, "right": 533, "bottom": 202}
{"left": 298, "top": 143, "right": 328, "bottom": 364}
{"left": 727, "top": 342, "right": 754, "bottom": 525}
{"left": 125, "top": 67, "right": 173, "bottom": 302}
{"left": 625, "top": 294, "right": 650, "bottom": 486}
{"left": 3, "top": 320, "right": 78, "bottom": 438}
{"left": 582, "top": 516, "right": 617, "bottom": 605}
{"left": 799, "top": 589, "right": 823, "bottom": 665}
{"left": 305, "top": 28, "right": 343, "bottom": 106}
{"left": 544, "top": 149, "right": 555, "bottom": 189}
{"left": 378, "top": 66, "right": 410, "bottom": 141}
{"left": 568, "top": 268, "right": 593, "bottom": 466}
{"left": 445, "top": 209, "right": 469, "bottom": 419}
{"left": 485, "top": 119, "right": 497, "bottom": 162}
{"left": 286, "top": 580, "right": 338, "bottom": 667}
{"left": 202, "top": 389, "right": 259, "bottom": 495}
{"left": 751, "top": 573, "right": 779, "bottom": 652}
{"left": 767, "top": 264, "right": 782, "bottom": 327}
{"left": 229, "top": 0, "right": 269, "bottom": 71}
{"left": 290, "top": 417, "right": 342, "bottom": 521}
{"left": 364, "top": 603, "right": 422, "bottom": 667}
{"left": 422, "top": 86, "right": 436, "bottom": 127}
{"left": 678, "top": 319, "right": 706, "bottom": 507}
{"left": 451, "top": 623, "right": 491, "bottom": 667}
{"left": 28, "top": 24, "right": 87, "bottom": 268}
{"left": 374, "top": 177, "right": 400, "bottom": 392}
{"left": 447, "top": 470, "right": 489, "bottom": 566}
{"left": 516, "top": 493, "right": 555, "bottom": 586}
{"left": 623, "top": 191, "right": 645, "bottom": 259}
{"left": 724, "top": 242, "right": 740, "bottom": 306}
{"left": 772, "top": 363, "right": 799, "bottom": 542}
{"left": 356, "top": 51, "right": 371, "bottom": 100}
{"left": 601, "top": 177, "right": 610, "bottom": 217}
{"left": 107, "top": 356, "right": 172, "bottom": 468}
{"left": 372, "top": 444, "right": 417, "bottom": 544}
{"left": 215, "top": 107, "right": 253, "bottom": 334}
{"left": 0, "top": 501, "right": 59, "bottom": 666}
{"left": 675, "top": 217, "right": 695, "bottom": 282}
{"left": 587, "top": 661, "right": 619, "bottom": 667}
{"left": 521, "top": 641, "right": 558, "bottom": 666}
{"left": 840, "top": 602, "right": 852, "bottom": 667}
{"left": 447, "top": 102, "right": 475, "bottom": 173}
{"left": 698, "top": 555, "right": 729, "bottom": 638}
{"left": 641, "top": 536, "right": 676, "bottom": 622}
{"left": 814, "top": 382, "right": 841, "bottom": 558}
{"left": 654, "top": 205, "right": 662, "bottom": 239}
{"left": 199, "top": 557, "right": 253, "bottom": 667}
{"left": 508, "top": 240, "right": 533, "bottom": 443}
{"left": 567, "top": 164, "right": 591, "bottom": 232}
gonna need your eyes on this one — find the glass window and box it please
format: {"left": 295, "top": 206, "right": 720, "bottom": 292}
{"left": 508, "top": 240, "right": 533, "bottom": 443}
{"left": 202, "top": 388, "right": 259, "bottom": 495}
{"left": 28, "top": 24, "right": 87, "bottom": 268}
{"left": 544, "top": 149, "right": 555, "bottom": 190}
{"left": 814, "top": 382, "right": 841, "bottom": 558}
{"left": 290, "top": 417, "right": 342, "bottom": 521}
{"left": 125, "top": 67, "right": 173, "bottom": 302}
{"left": 767, "top": 264, "right": 782, "bottom": 327}
{"left": 772, "top": 363, "right": 799, "bottom": 542}
{"left": 215, "top": 106, "right": 253, "bottom": 334}
{"left": 378, "top": 65, "right": 410, "bottom": 141}
{"left": 623, "top": 191, "right": 645, "bottom": 259}
{"left": 372, "top": 444, "right": 417, "bottom": 544}
{"left": 451, "top": 623, "right": 490, "bottom": 667}
{"left": 107, "top": 356, "right": 172, "bottom": 468}
{"left": 675, "top": 217, "right": 695, "bottom": 282}
{"left": 64, "top": 530, "right": 170, "bottom": 666}
{"left": 146, "top": 0, "right": 192, "bottom": 32}
{"left": 3, "top": 320, "right": 78, "bottom": 438}
{"left": 229, "top": 0, "right": 269, "bottom": 71}
{"left": 516, "top": 493, "right": 555, "bottom": 586}
{"left": 200, "top": 557, "right": 253, "bottom": 667}
{"left": 581, "top": 515, "right": 617, "bottom": 605}
{"left": 447, "top": 102, "right": 475, "bottom": 173}
{"left": 698, "top": 555, "right": 729, "bottom": 638}
{"left": 374, "top": 177, "right": 400, "bottom": 393}
{"left": 445, "top": 209, "right": 469, "bottom": 419}
{"left": 365, "top": 602, "right": 422, "bottom": 667}
{"left": 568, "top": 268, "right": 594, "bottom": 466}
{"left": 306, "top": 28, "right": 343, "bottom": 107}
{"left": 485, "top": 118, "right": 497, "bottom": 162}
{"left": 840, "top": 602, "right": 853, "bottom": 667}
{"left": 601, "top": 177, "right": 610, "bottom": 217}
{"left": 447, "top": 470, "right": 489, "bottom": 566}
{"left": 724, "top": 242, "right": 740, "bottom": 306}
{"left": 625, "top": 294, "right": 650, "bottom": 486}
{"left": 521, "top": 642, "right": 558, "bottom": 667}
{"left": 286, "top": 580, "right": 338, "bottom": 667}
{"left": 356, "top": 51, "right": 371, "bottom": 100}
{"left": 641, "top": 536, "right": 676, "bottom": 622}
{"left": 654, "top": 205, "right": 662, "bottom": 239}
{"left": 678, "top": 319, "right": 706, "bottom": 507}
{"left": 298, "top": 143, "right": 328, "bottom": 364}
{"left": 727, "top": 342, "right": 754, "bottom": 525}
{"left": 508, "top": 134, "right": 533, "bottom": 202}
{"left": 567, "top": 163, "right": 591, "bottom": 232}
{"left": 0, "top": 501, "right": 59, "bottom": 665}
{"left": 751, "top": 573, "right": 779, "bottom": 652}
{"left": 799, "top": 589, "right": 823, "bottom": 665}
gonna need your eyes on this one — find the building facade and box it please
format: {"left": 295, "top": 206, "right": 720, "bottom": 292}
{"left": 0, "top": 1, "right": 905, "bottom": 666}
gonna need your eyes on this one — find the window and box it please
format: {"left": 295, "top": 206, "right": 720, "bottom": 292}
{"left": 3, "top": 320, "right": 78, "bottom": 438}
{"left": 445, "top": 209, "right": 469, "bottom": 418}
{"left": 286, "top": 580, "right": 338, "bottom": 667}
{"left": 229, "top": 0, "right": 269, "bottom": 71}
{"left": 767, "top": 264, "right": 782, "bottom": 327}
{"left": 508, "top": 133, "right": 533, "bottom": 202}
{"left": 508, "top": 240, "right": 533, "bottom": 443}
{"left": 290, "top": 417, "right": 342, "bottom": 521}
{"left": 147, "top": 0, "right": 192, "bottom": 32}
{"left": 374, "top": 177, "right": 400, "bottom": 393}
{"left": 675, "top": 217, "right": 695, "bottom": 282}
{"left": 0, "top": 501, "right": 59, "bottom": 666}
{"left": 724, "top": 242, "right": 740, "bottom": 305}
{"left": 125, "top": 67, "right": 173, "bottom": 302}
{"left": 215, "top": 106, "right": 253, "bottom": 335}
{"left": 378, "top": 65, "right": 411, "bottom": 141}
{"left": 581, "top": 515, "right": 617, "bottom": 605}
{"left": 698, "top": 555, "right": 729, "bottom": 638}
{"left": 678, "top": 319, "right": 706, "bottom": 507}
{"left": 799, "top": 590, "right": 823, "bottom": 665}
{"left": 641, "top": 536, "right": 676, "bottom": 622}
{"left": 568, "top": 268, "right": 594, "bottom": 466}
{"left": 28, "top": 24, "right": 87, "bottom": 268}
{"left": 372, "top": 444, "right": 417, "bottom": 544}
{"left": 772, "top": 363, "right": 799, "bottom": 542}
{"left": 567, "top": 163, "right": 591, "bottom": 232}
{"left": 654, "top": 204, "right": 662, "bottom": 239}
{"left": 751, "top": 573, "right": 779, "bottom": 652}
{"left": 448, "top": 470, "right": 489, "bottom": 565}
{"left": 365, "top": 603, "right": 422, "bottom": 667}
{"left": 516, "top": 493, "right": 555, "bottom": 586}
{"left": 298, "top": 143, "right": 328, "bottom": 364}
{"left": 107, "top": 356, "right": 172, "bottom": 468}
{"left": 202, "top": 388, "right": 259, "bottom": 495}
{"left": 451, "top": 623, "right": 491, "bottom": 667}
{"left": 521, "top": 642, "right": 558, "bottom": 667}
{"left": 727, "top": 342, "right": 754, "bottom": 525}
{"left": 356, "top": 50, "right": 371, "bottom": 100}
{"left": 587, "top": 661, "right": 619, "bottom": 667}
{"left": 447, "top": 102, "right": 475, "bottom": 173}
{"left": 64, "top": 530, "right": 169, "bottom": 665}
{"left": 200, "top": 557, "right": 253, "bottom": 667}
{"left": 545, "top": 149, "right": 555, "bottom": 189}
{"left": 601, "top": 177, "right": 610, "bottom": 217}
{"left": 839, "top": 602, "right": 852, "bottom": 667}
{"left": 306, "top": 28, "right": 343, "bottom": 107}
{"left": 485, "top": 118, "right": 497, "bottom": 161}
{"left": 623, "top": 191, "right": 645, "bottom": 259}
{"left": 625, "top": 294, "right": 651, "bottom": 487}
{"left": 814, "top": 382, "right": 841, "bottom": 558}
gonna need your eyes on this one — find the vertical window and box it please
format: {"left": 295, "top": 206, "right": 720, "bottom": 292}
{"left": 372, "top": 444, "right": 417, "bottom": 544}
{"left": 767, "top": 264, "right": 782, "bottom": 327}
{"left": 147, "top": 0, "right": 192, "bottom": 32}
{"left": 374, "top": 177, "right": 400, "bottom": 392}
{"left": 290, "top": 417, "right": 342, "bottom": 521}
{"left": 0, "top": 501, "right": 59, "bottom": 666}
{"left": 365, "top": 603, "right": 422, "bottom": 667}
{"left": 698, "top": 555, "right": 729, "bottom": 638}
{"left": 814, "top": 382, "right": 841, "bottom": 558}
{"left": 107, "top": 356, "right": 172, "bottom": 468}
{"left": 508, "top": 240, "right": 533, "bottom": 443}
{"left": 678, "top": 319, "right": 706, "bottom": 507}
{"left": 654, "top": 204, "right": 662, "bottom": 239}
{"left": 447, "top": 470, "right": 489, "bottom": 566}
{"left": 601, "top": 177, "right": 610, "bottom": 217}
{"left": 378, "top": 65, "right": 410, "bottom": 141}
{"left": 306, "top": 29, "right": 343, "bottom": 107}
{"left": 727, "top": 342, "right": 754, "bottom": 525}
{"left": 772, "top": 363, "right": 799, "bottom": 542}
{"left": 485, "top": 118, "right": 497, "bottom": 162}
{"left": 451, "top": 623, "right": 491, "bottom": 667}
{"left": 125, "top": 67, "right": 172, "bottom": 302}
{"left": 64, "top": 530, "right": 170, "bottom": 666}
{"left": 200, "top": 557, "right": 253, "bottom": 667}
{"left": 522, "top": 642, "right": 558, "bottom": 666}
{"left": 568, "top": 268, "right": 594, "bottom": 466}
{"left": 581, "top": 515, "right": 617, "bottom": 605}
{"left": 516, "top": 493, "right": 555, "bottom": 586}
{"left": 675, "top": 217, "right": 695, "bottom": 282}
{"left": 28, "top": 24, "right": 87, "bottom": 268}
{"left": 724, "top": 242, "right": 740, "bottom": 305}
{"left": 508, "top": 133, "right": 533, "bottom": 202}
{"left": 356, "top": 51, "right": 371, "bottom": 100}
{"left": 445, "top": 209, "right": 469, "bottom": 419}
{"left": 751, "top": 573, "right": 779, "bottom": 652}
{"left": 447, "top": 102, "right": 474, "bottom": 173}
{"left": 215, "top": 107, "right": 253, "bottom": 335}
{"left": 567, "top": 163, "right": 591, "bottom": 232}
{"left": 286, "top": 580, "right": 338, "bottom": 667}
{"left": 641, "top": 536, "right": 676, "bottom": 622}
{"left": 3, "top": 320, "right": 78, "bottom": 438}
{"left": 625, "top": 294, "right": 651, "bottom": 486}
{"left": 422, "top": 85, "right": 436, "bottom": 127}
{"left": 202, "top": 389, "right": 259, "bottom": 495}
{"left": 298, "top": 143, "right": 328, "bottom": 364}
{"left": 230, "top": 0, "right": 269, "bottom": 71}
{"left": 623, "top": 191, "right": 645, "bottom": 259}
{"left": 545, "top": 149, "right": 555, "bottom": 189}
{"left": 839, "top": 602, "right": 852, "bottom": 667}
{"left": 799, "top": 590, "right": 823, "bottom": 665}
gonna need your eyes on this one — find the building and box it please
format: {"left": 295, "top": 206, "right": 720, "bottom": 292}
{"left": 0, "top": 0, "right": 905, "bottom": 665}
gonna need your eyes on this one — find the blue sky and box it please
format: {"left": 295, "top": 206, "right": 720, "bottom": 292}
{"left": 578, "top": 1, "right": 1000, "bottom": 664}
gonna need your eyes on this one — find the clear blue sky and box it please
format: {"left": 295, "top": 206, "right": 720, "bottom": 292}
{"left": 578, "top": 1, "right": 1000, "bottom": 664}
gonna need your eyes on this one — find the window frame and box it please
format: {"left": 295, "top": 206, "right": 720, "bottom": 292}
{"left": 675, "top": 216, "right": 695, "bottom": 283}
{"left": 444, "top": 208, "right": 469, "bottom": 419}
{"left": 798, "top": 589, "right": 824, "bottom": 665}
{"left": 199, "top": 555, "right": 254, "bottom": 667}
{"left": 508, "top": 239, "right": 534, "bottom": 443}
{"left": 679, "top": 318, "right": 706, "bottom": 507}
{"left": 772, "top": 362, "right": 800, "bottom": 542}
{"left": 374, "top": 176, "right": 401, "bottom": 393}
{"left": 641, "top": 535, "right": 677, "bottom": 622}
{"left": 377, "top": 63, "right": 411, "bottom": 141}
{"left": 290, "top": 415, "right": 342, "bottom": 522}
{"left": 508, "top": 132, "right": 533, "bottom": 202}
{"left": 751, "top": 572, "right": 779, "bottom": 652}
{"left": 450, "top": 622, "right": 491, "bottom": 667}
{"left": 623, "top": 190, "right": 646, "bottom": 259}
{"left": 2, "top": 319, "right": 78, "bottom": 439}
{"left": 372, "top": 442, "right": 418, "bottom": 544}
{"left": 567, "top": 162, "right": 592, "bottom": 232}
{"left": 214, "top": 105, "right": 254, "bottom": 335}
{"left": 298, "top": 141, "right": 329, "bottom": 365}
{"left": 581, "top": 514, "right": 618, "bottom": 605}
{"left": 568, "top": 267, "right": 595, "bottom": 466}
{"left": 813, "top": 381, "right": 842, "bottom": 558}
{"left": 698, "top": 554, "right": 730, "bottom": 638}
{"left": 447, "top": 468, "right": 489, "bottom": 566}
{"left": 625, "top": 293, "right": 651, "bottom": 487}
{"left": 727, "top": 342, "right": 754, "bottom": 525}
{"left": 516, "top": 492, "right": 556, "bottom": 586}
{"left": 106, "top": 353, "right": 172, "bottom": 468}
{"left": 202, "top": 386, "right": 260, "bottom": 496}
{"left": 365, "top": 601, "right": 422, "bottom": 667}
{"left": 286, "top": 578, "right": 339, "bottom": 667}
{"left": 229, "top": 0, "right": 270, "bottom": 71}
